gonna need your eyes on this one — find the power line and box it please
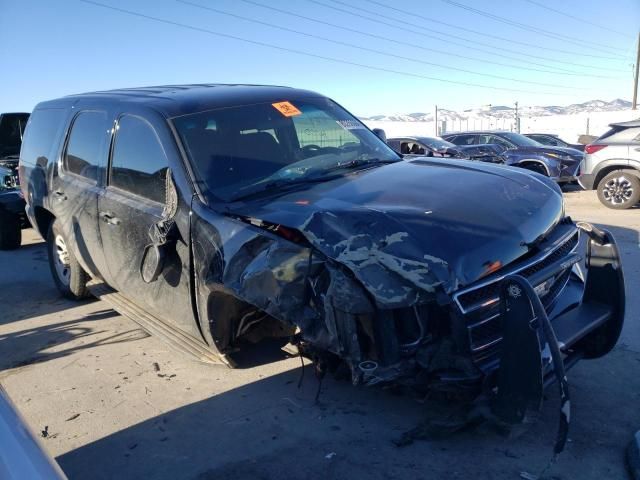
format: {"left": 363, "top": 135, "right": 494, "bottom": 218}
{"left": 522, "top": 0, "right": 634, "bottom": 38}
{"left": 440, "top": 0, "right": 625, "bottom": 56}
{"left": 311, "top": 0, "right": 626, "bottom": 71}
{"left": 77, "top": 0, "right": 574, "bottom": 96}
{"left": 241, "top": 0, "right": 610, "bottom": 77}
{"left": 177, "top": 0, "right": 588, "bottom": 88}
{"left": 364, "top": 0, "right": 626, "bottom": 60}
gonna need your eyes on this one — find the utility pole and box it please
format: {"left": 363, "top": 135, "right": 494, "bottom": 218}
{"left": 514, "top": 101, "right": 520, "bottom": 133}
{"left": 434, "top": 105, "right": 439, "bottom": 135}
{"left": 633, "top": 31, "right": 640, "bottom": 110}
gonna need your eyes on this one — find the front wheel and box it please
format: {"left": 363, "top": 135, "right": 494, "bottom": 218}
{"left": 521, "top": 163, "right": 548, "bottom": 176}
{"left": 0, "top": 210, "right": 21, "bottom": 250}
{"left": 597, "top": 170, "right": 640, "bottom": 210}
{"left": 47, "top": 219, "right": 90, "bottom": 299}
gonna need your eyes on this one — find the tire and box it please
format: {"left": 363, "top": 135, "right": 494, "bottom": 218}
{"left": 596, "top": 170, "right": 640, "bottom": 210}
{"left": 0, "top": 210, "right": 22, "bottom": 250}
{"left": 521, "top": 163, "right": 548, "bottom": 176}
{"left": 47, "top": 219, "right": 90, "bottom": 299}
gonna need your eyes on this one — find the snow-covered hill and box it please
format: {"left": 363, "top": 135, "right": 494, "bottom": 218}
{"left": 361, "top": 100, "right": 638, "bottom": 144}
{"left": 360, "top": 99, "right": 632, "bottom": 122}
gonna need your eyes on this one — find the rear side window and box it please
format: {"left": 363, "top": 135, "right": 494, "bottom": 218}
{"left": 110, "top": 115, "right": 168, "bottom": 203}
{"left": 20, "top": 109, "right": 66, "bottom": 166}
{"left": 450, "top": 134, "right": 476, "bottom": 146}
{"left": 65, "top": 111, "right": 109, "bottom": 181}
{"left": 600, "top": 126, "right": 640, "bottom": 143}
{"left": 487, "top": 135, "right": 512, "bottom": 148}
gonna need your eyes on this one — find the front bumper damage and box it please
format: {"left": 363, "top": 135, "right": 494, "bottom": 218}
{"left": 194, "top": 206, "right": 624, "bottom": 397}
{"left": 493, "top": 223, "right": 623, "bottom": 454}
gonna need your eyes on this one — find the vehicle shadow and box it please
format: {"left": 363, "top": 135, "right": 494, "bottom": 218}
{"left": 55, "top": 219, "right": 640, "bottom": 480}
{"left": 55, "top": 344, "right": 640, "bottom": 480}
{"left": 0, "top": 238, "right": 91, "bottom": 325}
{"left": 0, "top": 309, "right": 149, "bottom": 371}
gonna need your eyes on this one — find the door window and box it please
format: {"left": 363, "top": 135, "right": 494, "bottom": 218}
{"left": 487, "top": 135, "right": 513, "bottom": 148}
{"left": 110, "top": 115, "right": 168, "bottom": 203}
{"left": 451, "top": 134, "right": 476, "bottom": 145}
{"left": 64, "top": 111, "right": 109, "bottom": 181}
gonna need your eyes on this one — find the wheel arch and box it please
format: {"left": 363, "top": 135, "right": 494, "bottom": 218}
{"left": 33, "top": 207, "right": 55, "bottom": 239}
{"left": 592, "top": 163, "right": 639, "bottom": 189}
{"left": 516, "top": 159, "right": 550, "bottom": 176}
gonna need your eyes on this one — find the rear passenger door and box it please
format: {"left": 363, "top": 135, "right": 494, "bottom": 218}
{"left": 98, "top": 112, "right": 197, "bottom": 337}
{"left": 51, "top": 109, "right": 111, "bottom": 279}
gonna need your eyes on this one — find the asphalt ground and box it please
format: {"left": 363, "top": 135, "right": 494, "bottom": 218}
{"left": 1, "top": 187, "right": 638, "bottom": 480}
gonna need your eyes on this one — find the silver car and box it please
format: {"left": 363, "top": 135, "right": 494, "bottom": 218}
{"left": 579, "top": 119, "right": 640, "bottom": 209}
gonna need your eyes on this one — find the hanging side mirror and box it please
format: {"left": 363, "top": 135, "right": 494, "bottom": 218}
{"left": 139, "top": 169, "right": 177, "bottom": 284}
{"left": 140, "top": 243, "right": 166, "bottom": 283}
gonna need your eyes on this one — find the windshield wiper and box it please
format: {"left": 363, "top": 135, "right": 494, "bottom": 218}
{"left": 229, "top": 159, "right": 397, "bottom": 202}
{"left": 320, "top": 158, "right": 398, "bottom": 174}
{"left": 230, "top": 175, "right": 335, "bottom": 202}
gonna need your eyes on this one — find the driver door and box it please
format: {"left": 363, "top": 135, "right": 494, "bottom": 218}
{"left": 98, "top": 111, "right": 198, "bottom": 338}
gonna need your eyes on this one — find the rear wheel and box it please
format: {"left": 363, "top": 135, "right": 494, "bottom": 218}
{"left": 0, "top": 210, "right": 21, "bottom": 250}
{"left": 47, "top": 219, "right": 90, "bottom": 299}
{"left": 597, "top": 171, "right": 640, "bottom": 210}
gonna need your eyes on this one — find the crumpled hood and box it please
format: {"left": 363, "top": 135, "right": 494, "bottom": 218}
{"left": 233, "top": 158, "right": 564, "bottom": 307}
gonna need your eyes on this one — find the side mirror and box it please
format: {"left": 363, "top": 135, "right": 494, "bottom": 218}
{"left": 372, "top": 128, "right": 387, "bottom": 143}
{"left": 140, "top": 243, "right": 166, "bottom": 283}
{"left": 140, "top": 170, "right": 177, "bottom": 284}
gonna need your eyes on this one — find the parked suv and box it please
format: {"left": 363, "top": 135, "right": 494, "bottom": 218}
{"left": 20, "top": 86, "right": 624, "bottom": 420}
{"left": 443, "top": 131, "right": 583, "bottom": 182}
{"left": 387, "top": 136, "right": 507, "bottom": 163}
{"left": 0, "top": 112, "right": 30, "bottom": 249}
{"left": 578, "top": 119, "right": 640, "bottom": 209}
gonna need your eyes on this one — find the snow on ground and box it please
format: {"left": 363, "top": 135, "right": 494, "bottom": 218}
{"left": 362, "top": 109, "right": 639, "bottom": 143}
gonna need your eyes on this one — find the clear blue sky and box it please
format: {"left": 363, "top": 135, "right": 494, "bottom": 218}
{"left": 1, "top": 0, "right": 638, "bottom": 116}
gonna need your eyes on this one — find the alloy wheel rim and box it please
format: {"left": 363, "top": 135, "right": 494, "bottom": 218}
{"left": 54, "top": 234, "right": 71, "bottom": 286}
{"left": 603, "top": 176, "right": 634, "bottom": 205}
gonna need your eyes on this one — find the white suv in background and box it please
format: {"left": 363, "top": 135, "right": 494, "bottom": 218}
{"left": 579, "top": 119, "right": 640, "bottom": 209}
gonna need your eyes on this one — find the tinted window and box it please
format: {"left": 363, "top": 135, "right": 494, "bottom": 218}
{"left": 0, "top": 113, "right": 30, "bottom": 157}
{"left": 110, "top": 115, "right": 168, "bottom": 203}
{"left": 19, "top": 109, "right": 65, "bottom": 166}
{"left": 173, "top": 97, "right": 398, "bottom": 202}
{"left": 487, "top": 135, "right": 513, "bottom": 148}
{"left": 449, "top": 134, "right": 476, "bottom": 146}
{"left": 65, "top": 111, "right": 109, "bottom": 181}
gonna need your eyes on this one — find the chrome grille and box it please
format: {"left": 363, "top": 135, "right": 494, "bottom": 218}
{"left": 456, "top": 230, "right": 579, "bottom": 313}
{"left": 455, "top": 229, "right": 579, "bottom": 355}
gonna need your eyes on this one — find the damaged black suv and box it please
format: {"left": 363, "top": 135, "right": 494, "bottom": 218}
{"left": 20, "top": 85, "right": 624, "bottom": 423}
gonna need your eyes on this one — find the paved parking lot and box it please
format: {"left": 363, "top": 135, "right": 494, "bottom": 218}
{"left": 1, "top": 188, "right": 639, "bottom": 480}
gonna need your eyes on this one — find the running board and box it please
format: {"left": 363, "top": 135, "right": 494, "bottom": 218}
{"left": 88, "top": 281, "right": 227, "bottom": 365}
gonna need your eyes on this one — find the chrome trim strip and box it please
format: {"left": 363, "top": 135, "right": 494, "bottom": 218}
{"left": 454, "top": 228, "right": 579, "bottom": 315}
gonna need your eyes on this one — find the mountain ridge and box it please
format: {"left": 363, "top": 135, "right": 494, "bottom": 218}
{"left": 360, "top": 99, "right": 632, "bottom": 122}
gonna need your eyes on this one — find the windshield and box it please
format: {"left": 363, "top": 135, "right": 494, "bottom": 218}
{"left": 173, "top": 97, "right": 400, "bottom": 202}
{"left": 420, "top": 137, "right": 457, "bottom": 150}
{"left": 498, "top": 132, "right": 543, "bottom": 147}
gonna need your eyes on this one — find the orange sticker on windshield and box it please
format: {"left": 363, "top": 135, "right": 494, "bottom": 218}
{"left": 272, "top": 101, "right": 302, "bottom": 117}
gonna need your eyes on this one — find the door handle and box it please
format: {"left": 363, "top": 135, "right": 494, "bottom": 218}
{"left": 99, "top": 211, "right": 121, "bottom": 226}
{"left": 53, "top": 190, "right": 67, "bottom": 201}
